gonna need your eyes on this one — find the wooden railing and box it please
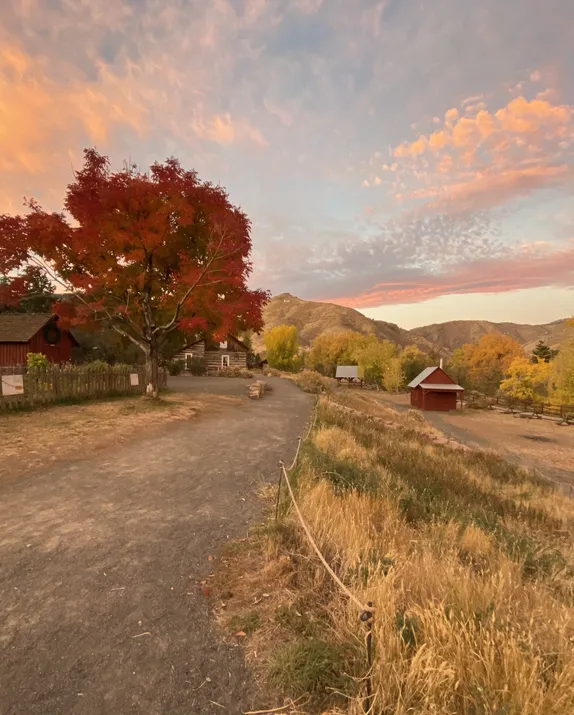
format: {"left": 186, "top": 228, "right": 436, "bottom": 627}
{"left": 0, "top": 364, "right": 167, "bottom": 411}
{"left": 463, "top": 393, "right": 574, "bottom": 421}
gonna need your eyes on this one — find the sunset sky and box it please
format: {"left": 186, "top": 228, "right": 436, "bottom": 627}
{"left": 1, "top": 0, "right": 573, "bottom": 328}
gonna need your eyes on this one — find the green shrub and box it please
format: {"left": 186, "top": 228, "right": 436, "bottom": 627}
{"left": 85, "top": 359, "right": 109, "bottom": 371}
{"left": 185, "top": 357, "right": 207, "bottom": 375}
{"left": 27, "top": 352, "right": 49, "bottom": 370}
{"left": 217, "top": 367, "right": 254, "bottom": 378}
{"left": 167, "top": 360, "right": 184, "bottom": 376}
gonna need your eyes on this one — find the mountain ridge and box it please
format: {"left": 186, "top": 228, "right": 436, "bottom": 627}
{"left": 254, "top": 293, "right": 571, "bottom": 356}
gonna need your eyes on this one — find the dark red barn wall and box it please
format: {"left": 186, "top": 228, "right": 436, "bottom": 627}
{"left": 28, "top": 329, "right": 76, "bottom": 363}
{"left": 421, "top": 367, "right": 456, "bottom": 385}
{"left": 422, "top": 390, "right": 458, "bottom": 411}
{"left": 0, "top": 343, "right": 28, "bottom": 366}
{"left": 0, "top": 329, "right": 76, "bottom": 367}
{"left": 410, "top": 386, "right": 422, "bottom": 408}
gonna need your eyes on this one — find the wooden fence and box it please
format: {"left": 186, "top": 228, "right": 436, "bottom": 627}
{"left": 489, "top": 395, "right": 574, "bottom": 420}
{"left": 0, "top": 364, "right": 168, "bottom": 411}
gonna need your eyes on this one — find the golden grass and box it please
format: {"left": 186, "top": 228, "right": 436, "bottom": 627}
{"left": 264, "top": 393, "right": 574, "bottom": 714}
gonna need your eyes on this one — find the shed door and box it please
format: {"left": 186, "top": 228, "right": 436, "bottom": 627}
{"left": 221, "top": 355, "right": 230, "bottom": 368}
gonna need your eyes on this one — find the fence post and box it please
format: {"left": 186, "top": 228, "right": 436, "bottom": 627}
{"left": 361, "top": 602, "right": 375, "bottom": 713}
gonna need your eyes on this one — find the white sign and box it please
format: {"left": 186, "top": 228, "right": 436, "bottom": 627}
{"left": 219, "top": 341, "right": 228, "bottom": 349}
{"left": 1, "top": 374, "right": 24, "bottom": 396}
{"left": 130, "top": 373, "right": 139, "bottom": 386}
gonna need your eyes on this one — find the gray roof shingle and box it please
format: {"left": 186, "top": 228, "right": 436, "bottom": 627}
{"left": 0, "top": 313, "right": 56, "bottom": 342}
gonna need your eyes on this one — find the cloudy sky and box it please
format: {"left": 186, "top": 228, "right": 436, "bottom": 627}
{"left": 1, "top": 0, "right": 573, "bottom": 328}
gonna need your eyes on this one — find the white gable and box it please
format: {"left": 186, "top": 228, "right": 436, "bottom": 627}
{"left": 407, "top": 366, "right": 439, "bottom": 388}
{"left": 336, "top": 366, "right": 360, "bottom": 379}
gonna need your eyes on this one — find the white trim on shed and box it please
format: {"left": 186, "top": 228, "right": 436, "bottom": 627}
{"left": 420, "top": 383, "right": 464, "bottom": 391}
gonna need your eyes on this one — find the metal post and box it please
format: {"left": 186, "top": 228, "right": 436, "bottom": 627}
{"left": 360, "top": 601, "right": 374, "bottom": 713}
{"left": 274, "top": 462, "right": 284, "bottom": 522}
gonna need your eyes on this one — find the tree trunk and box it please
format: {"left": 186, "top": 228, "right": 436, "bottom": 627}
{"left": 144, "top": 339, "right": 160, "bottom": 398}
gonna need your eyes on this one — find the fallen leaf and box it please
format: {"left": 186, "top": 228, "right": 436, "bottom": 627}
{"left": 235, "top": 631, "right": 247, "bottom": 637}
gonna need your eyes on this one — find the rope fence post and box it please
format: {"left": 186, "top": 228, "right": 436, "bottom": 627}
{"left": 274, "top": 461, "right": 284, "bottom": 522}
{"left": 360, "top": 602, "right": 375, "bottom": 713}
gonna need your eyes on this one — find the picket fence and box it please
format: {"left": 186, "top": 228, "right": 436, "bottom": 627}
{"left": 0, "top": 364, "right": 167, "bottom": 411}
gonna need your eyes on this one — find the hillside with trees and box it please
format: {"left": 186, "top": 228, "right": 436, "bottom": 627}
{"left": 253, "top": 293, "right": 439, "bottom": 356}
{"left": 256, "top": 294, "right": 570, "bottom": 359}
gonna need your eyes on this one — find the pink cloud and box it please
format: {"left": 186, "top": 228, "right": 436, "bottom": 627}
{"left": 326, "top": 244, "right": 574, "bottom": 308}
{"left": 410, "top": 164, "right": 573, "bottom": 213}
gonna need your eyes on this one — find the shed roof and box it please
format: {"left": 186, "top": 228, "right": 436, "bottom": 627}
{"left": 420, "top": 383, "right": 464, "bottom": 391}
{"left": 0, "top": 313, "right": 56, "bottom": 343}
{"left": 336, "top": 365, "right": 362, "bottom": 379}
{"left": 407, "top": 366, "right": 439, "bottom": 388}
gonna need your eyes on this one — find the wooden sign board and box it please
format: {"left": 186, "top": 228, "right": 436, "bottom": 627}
{"left": 130, "top": 373, "right": 139, "bottom": 387}
{"left": 1, "top": 374, "right": 24, "bottom": 396}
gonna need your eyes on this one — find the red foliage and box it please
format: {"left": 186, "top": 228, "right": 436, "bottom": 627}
{"left": 0, "top": 149, "right": 268, "bottom": 389}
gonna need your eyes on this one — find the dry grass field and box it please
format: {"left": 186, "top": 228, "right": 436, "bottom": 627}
{"left": 0, "top": 392, "right": 240, "bottom": 479}
{"left": 219, "top": 391, "right": 574, "bottom": 714}
{"left": 375, "top": 391, "right": 574, "bottom": 490}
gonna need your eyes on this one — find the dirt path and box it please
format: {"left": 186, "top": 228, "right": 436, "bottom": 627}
{"left": 0, "top": 377, "right": 311, "bottom": 715}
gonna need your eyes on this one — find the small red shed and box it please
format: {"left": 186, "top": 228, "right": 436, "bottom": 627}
{"left": 408, "top": 366, "right": 464, "bottom": 411}
{"left": 0, "top": 313, "right": 78, "bottom": 366}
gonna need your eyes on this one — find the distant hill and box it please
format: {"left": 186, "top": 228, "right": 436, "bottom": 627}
{"left": 253, "top": 293, "right": 439, "bottom": 354}
{"left": 254, "top": 293, "right": 572, "bottom": 357}
{"left": 409, "top": 318, "right": 571, "bottom": 354}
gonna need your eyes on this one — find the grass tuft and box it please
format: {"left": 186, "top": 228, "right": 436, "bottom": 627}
{"left": 268, "top": 637, "right": 354, "bottom": 700}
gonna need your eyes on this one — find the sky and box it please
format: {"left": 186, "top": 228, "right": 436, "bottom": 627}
{"left": 1, "top": 0, "right": 573, "bottom": 329}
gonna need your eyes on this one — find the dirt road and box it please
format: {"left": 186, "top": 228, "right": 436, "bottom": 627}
{"left": 0, "top": 377, "right": 311, "bottom": 715}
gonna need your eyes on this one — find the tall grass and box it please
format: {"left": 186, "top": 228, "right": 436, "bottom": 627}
{"left": 275, "top": 392, "right": 574, "bottom": 714}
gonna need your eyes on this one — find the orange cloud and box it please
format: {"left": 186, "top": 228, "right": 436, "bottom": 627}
{"left": 391, "top": 92, "right": 574, "bottom": 213}
{"left": 0, "top": 44, "right": 146, "bottom": 175}
{"left": 327, "top": 244, "right": 574, "bottom": 308}
{"left": 190, "top": 113, "right": 268, "bottom": 147}
{"left": 0, "top": 43, "right": 149, "bottom": 212}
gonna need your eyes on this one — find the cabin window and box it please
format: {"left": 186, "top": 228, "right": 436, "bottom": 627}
{"left": 219, "top": 340, "right": 228, "bottom": 349}
{"left": 221, "top": 355, "right": 230, "bottom": 368}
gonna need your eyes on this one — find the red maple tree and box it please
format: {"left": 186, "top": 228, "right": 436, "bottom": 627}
{"left": 0, "top": 149, "right": 268, "bottom": 396}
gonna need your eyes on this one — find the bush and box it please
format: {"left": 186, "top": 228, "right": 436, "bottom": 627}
{"left": 185, "top": 357, "right": 208, "bottom": 376}
{"left": 217, "top": 367, "right": 254, "bottom": 378}
{"left": 167, "top": 360, "right": 184, "bottom": 376}
{"left": 84, "top": 359, "right": 109, "bottom": 371}
{"left": 27, "top": 352, "right": 49, "bottom": 370}
{"left": 292, "top": 370, "right": 331, "bottom": 394}
{"left": 466, "top": 390, "right": 492, "bottom": 409}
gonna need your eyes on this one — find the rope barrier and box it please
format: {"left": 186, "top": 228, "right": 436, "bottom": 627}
{"left": 279, "top": 462, "right": 372, "bottom": 613}
{"left": 275, "top": 400, "right": 376, "bottom": 711}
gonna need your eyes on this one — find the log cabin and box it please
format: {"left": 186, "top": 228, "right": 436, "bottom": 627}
{"left": 174, "top": 335, "right": 249, "bottom": 373}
